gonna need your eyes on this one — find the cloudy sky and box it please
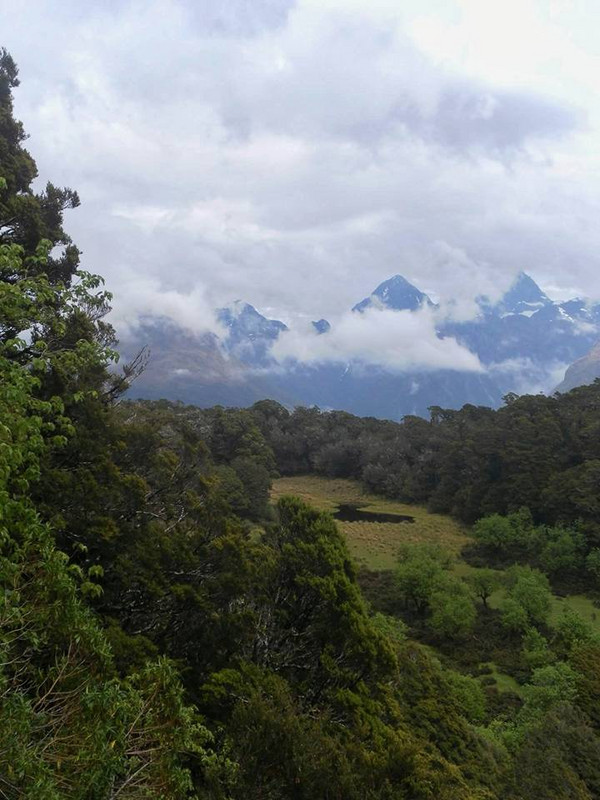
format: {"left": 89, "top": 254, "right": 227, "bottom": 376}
{"left": 3, "top": 0, "right": 600, "bottom": 368}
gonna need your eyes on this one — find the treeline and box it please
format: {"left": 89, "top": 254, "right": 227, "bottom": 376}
{"left": 4, "top": 45, "right": 600, "bottom": 799}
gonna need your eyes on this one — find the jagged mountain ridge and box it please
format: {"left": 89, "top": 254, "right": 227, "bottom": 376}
{"left": 123, "top": 272, "right": 600, "bottom": 420}
{"left": 441, "top": 272, "right": 600, "bottom": 391}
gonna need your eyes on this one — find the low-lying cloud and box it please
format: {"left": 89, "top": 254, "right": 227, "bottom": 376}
{"left": 109, "top": 270, "right": 224, "bottom": 341}
{"left": 487, "top": 357, "right": 571, "bottom": 396}
{"left": 272, "top": 306, "right": 483, "bottom": 373}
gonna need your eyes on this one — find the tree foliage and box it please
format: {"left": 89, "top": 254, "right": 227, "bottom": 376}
{"left": 0, "top": 243, "right": 224, "bottom": 797}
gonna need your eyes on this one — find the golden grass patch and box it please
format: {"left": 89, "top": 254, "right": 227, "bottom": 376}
{"left": 271, "top": 475, "right": 469, "bottom": 571}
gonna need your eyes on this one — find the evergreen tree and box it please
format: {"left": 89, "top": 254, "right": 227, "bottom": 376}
{"left": 0, "top": 49, "right": 80, "bottom": 283}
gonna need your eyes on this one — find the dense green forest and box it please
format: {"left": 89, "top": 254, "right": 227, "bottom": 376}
{"left": 3, "top": 48, "right": 600, "bottom": 799}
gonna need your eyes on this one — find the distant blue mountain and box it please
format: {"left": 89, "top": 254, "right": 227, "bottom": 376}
{"left": 352, "top": 274, "right": 435, "bottom": 313}
{"left": 216, "top": 300, "right": 288, "bottom": 365}
{"left": 494, "top": 271, "right": 552, "bottom": 316}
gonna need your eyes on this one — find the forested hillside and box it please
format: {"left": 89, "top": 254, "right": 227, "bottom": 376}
{"left": 3, "top": 48, "right": 600, "bottom": 800}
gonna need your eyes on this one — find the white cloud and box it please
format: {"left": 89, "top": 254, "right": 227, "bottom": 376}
{"left": 272, "top": 306, "right": 483, "bottom": 373}
{"left": 109, "top": 268, "right": 224, "bottom": 340}
{"left": 487, "top": 356, "right": 571, "bottom": 396}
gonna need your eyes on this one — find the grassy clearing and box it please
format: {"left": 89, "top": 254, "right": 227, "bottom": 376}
{"left": 551, "top": 593, "right": 600, "bottom": 633}
{"left": 479, "top": 662, "right": 522, "bottom": 694}
{"left": 271, "top": 475, "right": 469, "bottom": 570}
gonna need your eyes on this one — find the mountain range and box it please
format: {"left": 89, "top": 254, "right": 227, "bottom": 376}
{"left": 121, "top": 272, "right": 600, "bottom": 420}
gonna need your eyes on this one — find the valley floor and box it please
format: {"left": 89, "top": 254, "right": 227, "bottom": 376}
{"left": 271, "top": 475, "right": 600, "bottom": 635}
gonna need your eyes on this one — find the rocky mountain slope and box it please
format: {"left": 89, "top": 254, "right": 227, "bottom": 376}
{"left": 556, "top": 341, "right": 600, "bottom": 393}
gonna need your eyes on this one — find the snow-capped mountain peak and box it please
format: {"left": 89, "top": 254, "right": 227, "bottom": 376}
{"left": 495, "top": 272, "right": 552, "bottom": 316}
{"left": 352, "top": 274, "right": 434, "bottom": 313}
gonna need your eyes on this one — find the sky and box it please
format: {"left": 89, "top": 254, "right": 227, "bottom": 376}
{"left": 2, "top": 0, "right": 600, "bottom": 372}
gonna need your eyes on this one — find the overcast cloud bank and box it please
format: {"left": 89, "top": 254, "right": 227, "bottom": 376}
{"left": 2, "top": 0, "right": 600, "bottom": 375}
